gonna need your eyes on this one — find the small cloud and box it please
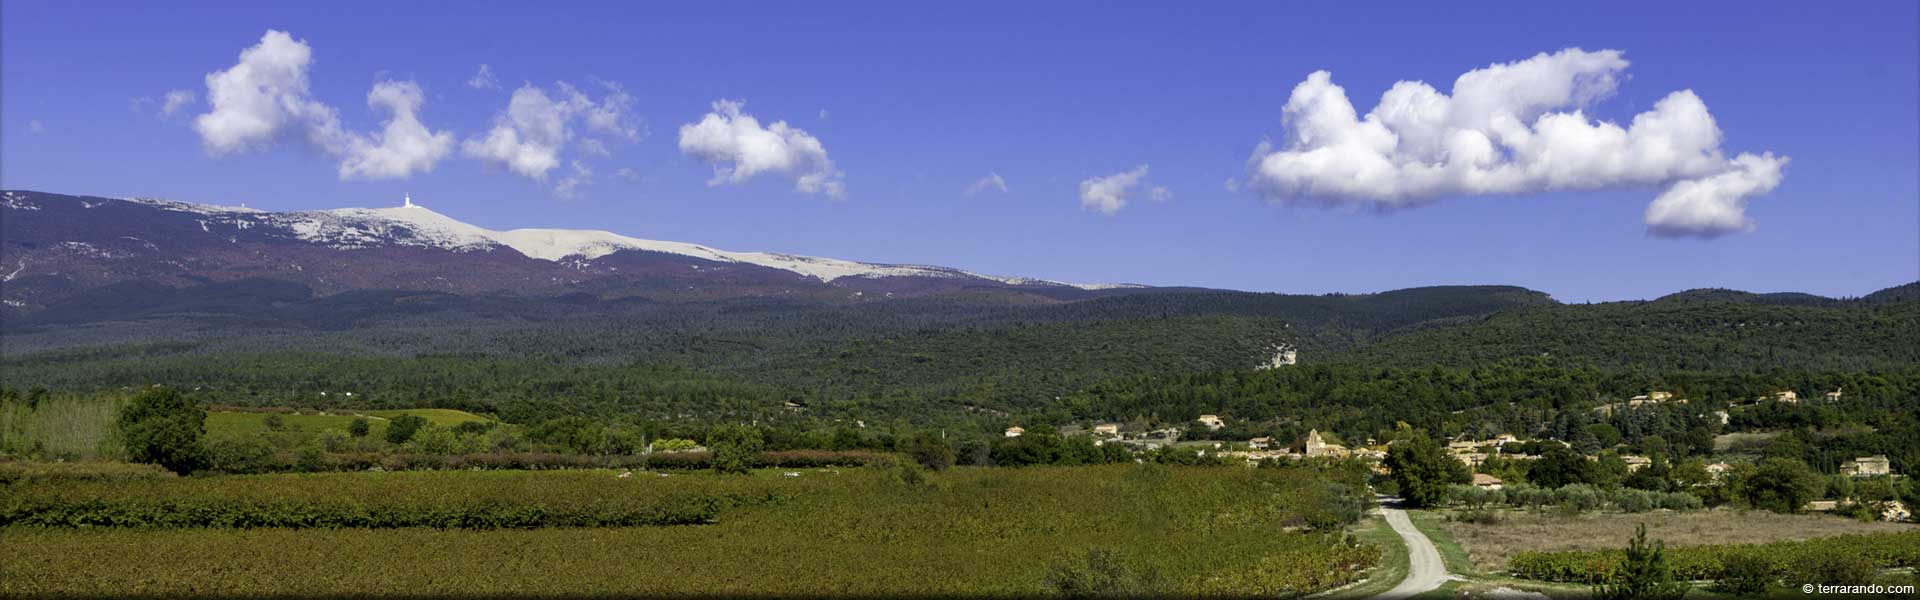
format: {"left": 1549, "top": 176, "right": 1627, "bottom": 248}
{"left": 161, "top": 90, "right": 196, "bottom": 116}
{"left": 583, "top": 79, "right": 643, "bottom": 141}
{"left": 819, "top": 109, "right": 830, "bottom": 120}
{"left": 554, "top": 160, "right": 593, "bottom": 199}
{"left": 965, "top": 172, "right": 1009, "bottom": 196}
{"left": 615, "top": 167, "right": 640, "bottom": 181}
{"left": 130, "top": 96, "right": 155, "bottom": 113}
{"left": 1078, "top": 165, "right": 1151, "bottom": 215}
{"left": 467, "top": 64, "right": 500, "bottom": 90}
{"left": 1149, "top": 185, "right": 1172, "bottom": 202}
{"left": 579, "top": 138, "right": 610, "bottom": 157}
{"left": 463, "top": 81, "right": 636, "bottom": 181}
{"left": 1223, "top": 178, "right": 1241, "bottom": 193}
{"left": 677, "top": 99, "right": 844, "bottom": 198}
{"left": 28, "top": 120, "right": 44, "bottom": 134}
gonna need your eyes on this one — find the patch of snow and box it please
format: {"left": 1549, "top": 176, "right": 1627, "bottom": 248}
{"left": 124, "top": 197, "right": 262, "bottom": 215}
{"left": 90, "top": 194, "right": 1139, "bottom": 290}
{"left": 58, "top": 241, "right": 132, "bottom": 259}
{"left": 2, "top": 192, "right": 38, "bottom": 211}
{"left": 2, "top": 259, "right": 24, "bottom": 282}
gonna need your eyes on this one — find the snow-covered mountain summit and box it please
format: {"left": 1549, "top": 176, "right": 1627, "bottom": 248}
{"left": 163, "top": 196, "right": 1131, "bottom": 289}
{"left": 1, "top": 190, "right": 1139, "bottom": 310}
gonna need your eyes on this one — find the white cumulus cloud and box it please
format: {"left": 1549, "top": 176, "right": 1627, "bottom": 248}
{"left": 191, "top": 30, "right": 451, "bottom": 180}
{"left": 336, "top": 81, "right": 455, "bottom": 180}
{"left": 1244, "top": 48, "right": 1786, "bottom": 237}
{"left": 966, "top": 172, "right": 1009, "bottom": 196}
{"left": 1079, "top": 165, "right": 1152, "bottom": 215}
{"left": 193, "top": 30, "right": 342, "bottom": 155}
{"left": 463, "top": 81, "right": 639, "bottom": 182}
{"left": 678, "top": 99, "right": 844, "bottom": 198}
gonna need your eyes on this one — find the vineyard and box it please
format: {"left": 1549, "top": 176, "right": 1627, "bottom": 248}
{"left": 0, "top": 464, "right": 1379, "bottom": 596}
{"left": 1507, "top": 530, "right": 1920, "bottom": 583}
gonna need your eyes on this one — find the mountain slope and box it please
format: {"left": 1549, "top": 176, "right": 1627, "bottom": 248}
{"left": 0, "top": 190, "right": 1137, "bottom": 312}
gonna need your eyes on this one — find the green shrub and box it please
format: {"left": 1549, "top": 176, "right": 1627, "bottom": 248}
{"left": 707, "top": 425, "right": 764, "bottom": 475}
{"left": 1791, "top": 553, "right": 1876, "bottom": 587}
{"left": 1043, "top": 549, "right": 1162, "bottom": 597}
{"left": 1612, "top": 488, "right": 1653, "bottom": 513}
{"left": 1711, "top": 552, "right": 1773, "bottom": 596}
{"left": 115, "top": 387, "right": 206, "bottom": 475}
{"left": 204, "top": 435, "right": 280, "bottom": 474}
{"left": 384, "top": 415, "right": 427, "bottom": 445}
{"left": 346, "top": 418, "right": 369, "bottom": 438}
{"left": 1592, "top": 524, "right": 1688, "bottom": 600}
{"left": 1556, "top": 484, "right": 1603, "bottom": 511}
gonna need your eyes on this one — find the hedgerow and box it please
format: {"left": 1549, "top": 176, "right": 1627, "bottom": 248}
{"left": 1507, "top": 531, "right": 1920, "bottom": 583}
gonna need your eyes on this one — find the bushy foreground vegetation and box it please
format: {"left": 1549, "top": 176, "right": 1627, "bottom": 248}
{"left": 1508, "top": 530, "right": 1920, "bottom": 584}
{"left": 1, "top": 464, "right": 1381, "bottom": 597}
{"left": 1, "top": 470, "right": 796, "bottom": 529}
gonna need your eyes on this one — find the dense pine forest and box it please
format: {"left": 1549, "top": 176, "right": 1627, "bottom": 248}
{"left": 4, "top": 282, "right": 1917, "bottom": 469}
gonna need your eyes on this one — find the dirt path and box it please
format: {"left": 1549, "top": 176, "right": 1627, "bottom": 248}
{"left": 1374, "top": 500, "right": 1448, "bottom": 599}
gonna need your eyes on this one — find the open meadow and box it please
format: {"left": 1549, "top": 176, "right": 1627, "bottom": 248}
{"left": 0, "top": 464, "right": 1378, "bottom": 597}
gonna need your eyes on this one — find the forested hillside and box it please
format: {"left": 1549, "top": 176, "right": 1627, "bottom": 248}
{"left": 3, "top": 280, "right": 1914, "bottom": 430}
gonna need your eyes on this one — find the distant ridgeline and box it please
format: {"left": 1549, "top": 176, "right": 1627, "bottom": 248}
{"left": 3, "top": 191, "right": 1918, "bottom": 439}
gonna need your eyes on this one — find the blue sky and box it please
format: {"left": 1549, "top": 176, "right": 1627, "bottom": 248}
{"left": 3, "top": 1, "right": 1915, "bottom": 302}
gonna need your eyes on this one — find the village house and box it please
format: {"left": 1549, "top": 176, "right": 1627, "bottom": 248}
{"left": 1092, "top": 423, "right": 1120, "bottom": 437}
{"left": 1769, "top": 390, "right": 1800, "bottom": 404}
{"left": 1842, "top": 455, "right": 1892, "bottom": 477}
{"left": 1712, "top": 410, "right": 1730, "bottom": 426}
{"left": 1298, "top": 429, "right": 1348, "bottom": 458}
{"left": 1806, "top": 499, "right": 1840, "bottom": 512}
{"left": 1248, "top": 436, "right": 1272, "bottom": 450}
{"left": 1622, "top": 455, "right": 1653, "bottom": 472}
{"left": 1003, "top": 426, "right": 1025, "bottom": 438}
{"left": 1825, "top": 388, "right": 1844, "bottom": 402}
{"left": 1472, "top": 473, "right": 1504, "bottom": 490}
{"left": 1195, "top": 415, "right": 1224, "bottom": 431}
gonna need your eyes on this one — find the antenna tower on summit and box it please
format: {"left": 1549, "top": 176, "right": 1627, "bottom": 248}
{"left": 404, "top": 193, "right": 413, "bottom": 208}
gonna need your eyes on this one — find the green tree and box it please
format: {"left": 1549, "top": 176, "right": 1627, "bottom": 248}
{"left": 1528, "top": 445, "right": 1597, "bottom": 489}
{"left": 1594, "top": 523, "right": 1689, "bottom": 600}
{"left": 905, "top": 431, "right": 955, "bottom": 470}
{"left": 347, "top": 417, "right": 370, "bottom": 438}
{"left": 385, "top": 414, "right": 428, "bottom": 445}
{"left": 116, "top": 386, "right": 206, "bottom": 474}
{"left": 1739, "top": 457, "right": 1823, "bottom": 513}
{"left": 1385, "top": 430, "right": 1470, "bottom": 508}
{"left": 707, "top": 424, "right": 764, "bottom": 474}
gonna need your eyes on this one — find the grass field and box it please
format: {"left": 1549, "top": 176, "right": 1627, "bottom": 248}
{"left": 1, "top": 464, "right": 1378, "bottom": 597}
{"left": 204, "top": 407, "right": 491, "bottom": 437}
{"left": 1424, "top": 507, "right": 1915, "bottom": 574}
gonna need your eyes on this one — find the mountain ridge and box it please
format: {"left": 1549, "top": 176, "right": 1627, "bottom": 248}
{"left": 0, "top": 190, "right": 1141, "bottom": 312}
